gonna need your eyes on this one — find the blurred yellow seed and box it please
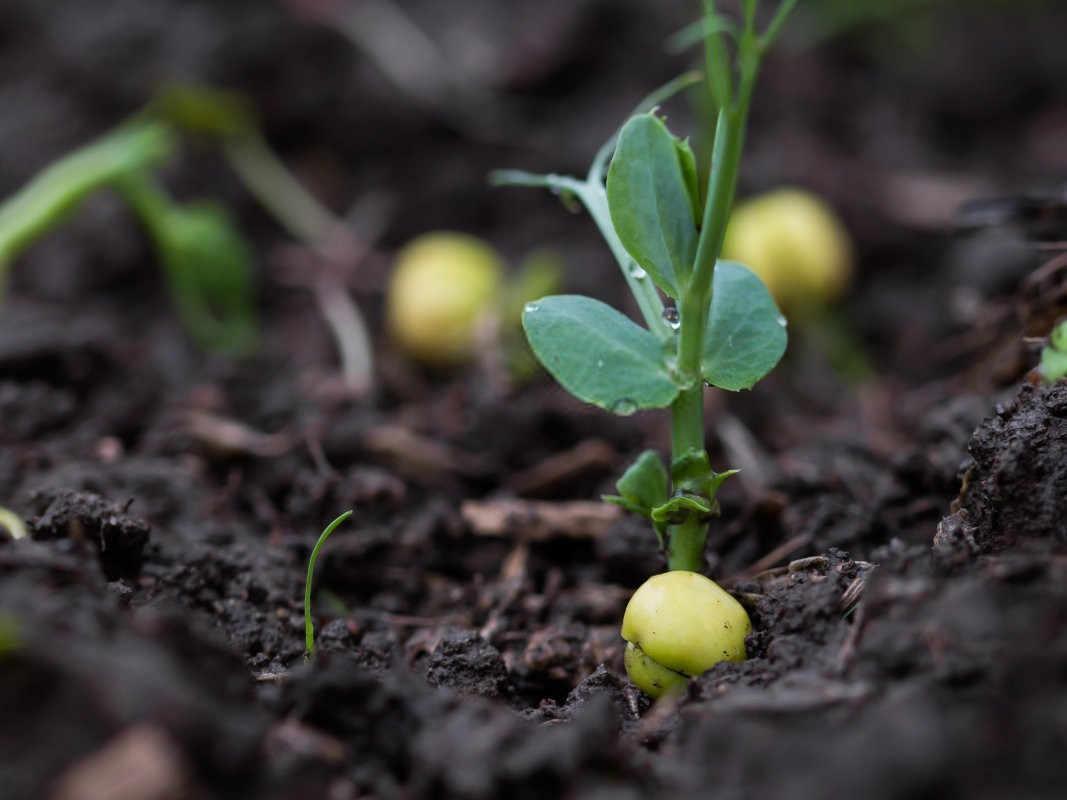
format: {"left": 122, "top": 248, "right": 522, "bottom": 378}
{"left": 621, "top": 570, "right": 750, "bottom": 698}
{"left": 387, "top": 232, "right": 503, "bottom": 365}
{"left": 723, "top": 188, "right": 852, "bottom": 314}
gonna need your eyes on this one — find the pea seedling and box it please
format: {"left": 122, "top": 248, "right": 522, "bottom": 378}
{"left": 0, "top": 83, "right": 364, "bottom": 358}
{"left": 0, "top": 118, "right": 257, "bottom": 353}
{"left": 494, "top": 0, "right": 798, "bottom": 696}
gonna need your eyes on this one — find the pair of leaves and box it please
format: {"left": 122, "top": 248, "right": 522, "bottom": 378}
{"left": 606, "top": 114, "right": 700, "bottom": 298}
{"left": 604, "top": 450, "right": 724, "bottom": 539}
{"left": 522, "top": 261, "right": 786, "bottom": 414}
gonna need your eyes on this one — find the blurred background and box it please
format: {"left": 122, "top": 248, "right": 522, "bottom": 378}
{"left": 3, "top": 0, "right": 1065, "bottom": 383}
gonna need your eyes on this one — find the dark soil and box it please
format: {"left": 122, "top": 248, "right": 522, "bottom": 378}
{"left": 3, "top": 1, "right": 1067, "bottom": 798}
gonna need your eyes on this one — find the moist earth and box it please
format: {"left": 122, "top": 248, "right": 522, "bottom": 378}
{"left": 3, "top": 1, "right": 1067, "bottom": 798}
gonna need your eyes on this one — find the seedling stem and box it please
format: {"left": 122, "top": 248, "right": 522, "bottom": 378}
{"left": 668, "top": 12, "right": 762, "bottom": 569}
{"left": 304, "top": 510, "right": 355, "bottom": 658}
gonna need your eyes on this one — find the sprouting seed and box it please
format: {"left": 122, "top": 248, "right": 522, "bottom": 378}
{"left": 303, "top": 510, "right": 355, "bottom": 659}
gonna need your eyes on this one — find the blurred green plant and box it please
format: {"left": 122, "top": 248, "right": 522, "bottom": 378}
{"left": 116, "top": 171, "right": 258, "bottom": 352}
{"left": 0, "top": 614, "right": 20, "bottom": 659}
{"left": 0, "top": 82, "right": 373, "bottom": 362}
{"left": 0, "top": 506, "right": 27, "bottom": 540}
{"left": 0, "top": 113, "right": 257, "bottom": 353}
{"left": 0, "top": 122, "right": 173, "bottom": 282}
{"left": 1039, "top": 320, "right": 1067, "bottom": 383}
{"left": 155, "top": 83, "right": 375, "bottom": 384}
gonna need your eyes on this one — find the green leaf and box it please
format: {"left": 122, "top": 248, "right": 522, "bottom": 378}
{"left": 1041, "top": 348, "right": 1067, "bottom": 383}
{"left": 650, "top": 494, "right": 716, "bottom": 525}
{"left": 614, "top": 450, "right": 669, "bottom": 513}
{"left": 607, "top": 114, "right": 699, "bottom": 297}
{"left": 1050, "top": 320, "right": 1067, "bottom": 352}
{"left": 0, "top": 122, "right": 174, "bottom": 267}
{"left": 523, "top": 295, "right": 681, "bottom": 413}
{"left": 674, "top": 138, "right": 701, "bottom": 225}
{"left": 587, "top": 70, "right": 702, "bottom": 184}
{"left": 671, "top": 448, "right": 713, "bottom": 495}
{"left": 1041, "top": 323, "right": 1067, "bottom": 383}
{"left": 158, "top": 203, "right": 258, "bottom": 354}
{"left": 703, "top": 261, "right": 787, "bottom": 391}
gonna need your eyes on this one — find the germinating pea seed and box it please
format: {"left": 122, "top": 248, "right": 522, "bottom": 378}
{"left": 621, "top": 571, "right": 750, "bottom": 698}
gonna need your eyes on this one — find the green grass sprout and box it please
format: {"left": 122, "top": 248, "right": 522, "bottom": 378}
{"left": 303, "top": 510, "right": 355, "bottom": 659}
{"left": 0, "top": 113, "right": 257, "bottom": 353}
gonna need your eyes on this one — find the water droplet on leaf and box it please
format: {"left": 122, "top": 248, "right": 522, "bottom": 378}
{"left": 628, "top": 264, "right": 647, "bottom": 280}
{"left": 524, "top": 302, "right": 540, "bottom": 314}
{"left": 776, "top": 314, "right": 787, "bottom": 327}
{"left": 610, "top": 398, "right": 638, "bottom": 416}
{"left": 662, "top": 304, "right": 680, "bottom": 330}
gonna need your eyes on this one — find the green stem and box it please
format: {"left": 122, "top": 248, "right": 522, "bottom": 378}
{"left": 0, "top": 121, "right": 174, "bottom": 280}
{"left": 223, "top": 133, "right": 338, "bottom": 246}
{"left": 665, "top": 22, "right": 762, "bottom": 573}
{"left": 113, "top": 170, "right": 172, "bottom": 242}
{"left": 679, "top": 65, "right": 758, "bottom": 384}
{"left": 667, "top": 384, "right": 708, "bottom": 571}
{"left": 303, "top": 509, "right": 354, "bottom": 658}
{"left": 667, "top": 515, "right": 709, "bottom": 572}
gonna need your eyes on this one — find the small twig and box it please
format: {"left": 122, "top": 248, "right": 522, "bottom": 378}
{"left": 225, "top": 135, "right": 381, "bottom": 392}
{"left": 729, "top": 533, "right": 812, "bottom": 582}
{"left": 362, "top": 425, "right": 490, "bottom": 482}
{"left": 835, "top": 602, "right": 867, "bottom": 674}
{"left": 183, "top": 410, "right": 293, "bottom": 458}
{"left": 500, "top": 541, "right": 530, "bottom": 581}
{"left": 313, "top": 280, "right": 374, "bottom": 394}
{"left": 224, "top": 134, "right": 336, "bottom": 245}
{"left": 461, "top": 499, "right": 621, "bottom": 541}
{"left": 715, "top": 413, "right": 781, "bottom": 492}
{"left": 312, "top": 0, "right": 510, "bottom": 139}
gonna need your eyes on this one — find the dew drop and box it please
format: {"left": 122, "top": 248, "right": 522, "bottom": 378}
{"left": 776, "top": 314, "right": 788, "bottom": 327}
{"left": 524, "top": 302, "right": 540, "bottom": 314}
{"left": 661, "top": 307, "right": 678, "bottom": 332}
{"left": 596, "top": 359, "right": 604, "bottom": 368}
{"left": 662, "top": 304, "right": 680, "bottom": 330}
{"left": 610, "top": 398, "right": 638, "bottom": 416}
{"left": 628, "top": 264, "right": 647, "bottom": 280}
